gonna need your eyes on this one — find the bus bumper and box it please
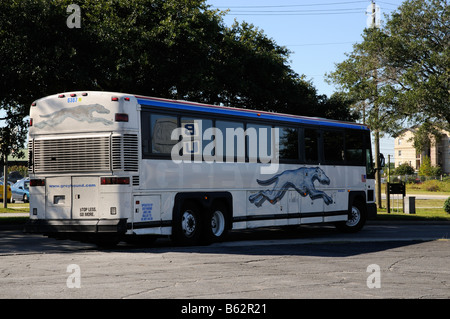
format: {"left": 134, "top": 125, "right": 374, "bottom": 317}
{"left": 24, "top": 218, "right": 127, "bottom": 234}
{"left": 367, "top": 203, "right": 377, "bottom": 220}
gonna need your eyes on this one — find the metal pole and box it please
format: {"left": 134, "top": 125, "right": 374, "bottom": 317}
{"left": 388, "top": 155, "right": 391, "bottom": 183}
{"left": 3, "top": 154, "right": 7, "bottom": 208}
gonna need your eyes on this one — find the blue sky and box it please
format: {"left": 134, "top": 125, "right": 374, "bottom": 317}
{"left": 207, "top": 0, "right": 406, "bottom": 159}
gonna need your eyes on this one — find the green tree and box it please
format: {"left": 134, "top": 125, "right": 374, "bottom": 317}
{"left": 380, "top": 0, "right": 449, "bottom": 127}
{"left": 412, "top": 121, "right": 443, "bottom": 154}
{"left": 1, "top": 0, "right": 356, "bottom": 156}
{"left": 444, "top": 197, "right": 450, "bottom": 214}
{"left": 419, "top": 156, "right": 433, "bottom": 177}
{"left": 326, "top": 28, "right": 402, "bottom": 133}
{"left": 326, "top": 27, "right": 392, "bottom": 208}
{"left": 395, "top": 163, "right": 415, "bottom": 175}
{"left": 326, "top": 0, "right": 449, "bottom": 207}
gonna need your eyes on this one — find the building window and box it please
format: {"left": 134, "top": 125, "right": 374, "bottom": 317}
{"left": 398, "top": 150, "right": 402, "bottom": 157}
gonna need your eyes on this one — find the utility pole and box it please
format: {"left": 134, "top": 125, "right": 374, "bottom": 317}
{"left": 367, "top": 1, "right": 383, "bottom": 209}
{"left": 3, "top": 154, "right": 7, "bottom": 208}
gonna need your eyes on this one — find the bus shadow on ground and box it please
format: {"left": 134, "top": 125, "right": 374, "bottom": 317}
{"left": 0, "top": 224, "right": 432, "bottom": 258}
{"left": 115, "top": 225, "right": 427, "bottom": 258}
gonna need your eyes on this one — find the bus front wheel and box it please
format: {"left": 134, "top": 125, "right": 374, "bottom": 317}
{"left": 335, "top": 200, "right": 366, "bottom": 233}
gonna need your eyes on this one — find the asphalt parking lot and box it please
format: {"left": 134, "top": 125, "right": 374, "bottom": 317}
{"left": 0, "top": 221, "right": 449, "bottom": 305}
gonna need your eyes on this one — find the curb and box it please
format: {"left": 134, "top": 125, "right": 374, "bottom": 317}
{"left": 367, "top": 219, "right": 450, "bottom": 225}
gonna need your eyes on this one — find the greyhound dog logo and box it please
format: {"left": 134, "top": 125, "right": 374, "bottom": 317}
{"left": 249, "top": 167, "right": 333, "bottom": 207}
{"left": 35, "top": 104, "right": 113, "bottom": 129}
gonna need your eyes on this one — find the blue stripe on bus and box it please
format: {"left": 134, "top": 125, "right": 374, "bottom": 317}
{"left": 136, "top": 98, "right": 368, "bottom": 130}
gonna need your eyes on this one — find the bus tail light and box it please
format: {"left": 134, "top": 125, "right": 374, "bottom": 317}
{"left": 30, "top": 179, "right": 45, "bottom": 187}
{"left": 115, "top": 113, "right": 129, "bottom": 122}
{"left": 101, "top": 177, "right": 130, "bottom": 185}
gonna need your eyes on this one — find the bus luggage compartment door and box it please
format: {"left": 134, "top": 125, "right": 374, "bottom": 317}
{"left": 45, "top": 177, "right": 99, "bottom": 219}
{"left": 72, "top": 177, "right": 99, "bottom": 219}
{"left": 132, "top": 195, "right": 161, "bottom": 234}
{"left": 45, "top": 177, "right": 72, "bottom": 219}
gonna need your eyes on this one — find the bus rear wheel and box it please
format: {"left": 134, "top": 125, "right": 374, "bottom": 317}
{"left": 205, "top": 203, "right": 228, "bottom": 242}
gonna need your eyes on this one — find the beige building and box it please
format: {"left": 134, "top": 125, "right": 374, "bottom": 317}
{"left": 394, "top": 128, "right": 450, "bottom": 174}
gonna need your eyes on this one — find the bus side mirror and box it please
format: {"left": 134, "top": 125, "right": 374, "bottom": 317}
{"left": 379, "top": 153, "right": 385, "bottom": 168}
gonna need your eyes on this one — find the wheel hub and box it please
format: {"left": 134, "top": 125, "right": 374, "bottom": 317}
{"left": 182, "top": 211, "right": 196, "bottom": 238}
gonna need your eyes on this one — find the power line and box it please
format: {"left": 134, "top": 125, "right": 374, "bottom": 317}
{"left": 377, "top": 1, "right": 400, "bottom": 7}
{"left": 230, "top": 8, "right": 367, "bottom": 14}
{"left": 211, "top": 1, "right": 368, "bottom": 9}
{"left": 286, "top": 41, "right": 355, "bottom": 47}
{"left": 211, "top": 0, "right": 400, "bottom": 16}
{"left": 230, "top": 10, "right": 365, "bottom": 16}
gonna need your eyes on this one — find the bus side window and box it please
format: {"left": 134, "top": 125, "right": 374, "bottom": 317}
{"left": 246, "top": 123, "right": 271, "bottom": 163}
{"left": 304, "top": 128, "right": 319, "bottom": 163}
{"left": 180, "top": 117, "right": 213, "bottom": 158}
{"left": 150, "top": 114, "right": 178, "bottom": 154}
{"left": 216, "top": 120, "right": 245, "bottom": 162}
{"left": 345, "top": 130, "right": 364, "bottom": 164}
{"left": 323, "top": 130, "right": 345, "bottom": 163}
{"left": 278, "top": 127, "right": 299, "bottom": 161}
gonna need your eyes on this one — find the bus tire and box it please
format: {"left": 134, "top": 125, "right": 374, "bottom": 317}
{"left": 335, "top": 200, "right": 366, "bottom": 233}
{"left": 205, "top": 202, "right": 229, "bottom": 242}
{"left": 173, "top": 201, "right": 203, "bottom": 246}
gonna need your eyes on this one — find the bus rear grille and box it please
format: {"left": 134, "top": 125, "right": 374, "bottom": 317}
{"left": 33, "top": 136, "right": 111, "bottom": 173}
{"left": 112, "top": 134, "right": 138, "bottom": 172}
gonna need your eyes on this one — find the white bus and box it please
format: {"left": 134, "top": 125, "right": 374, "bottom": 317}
{"left": 25, "top": 91, "right": 377, "bottom": 245}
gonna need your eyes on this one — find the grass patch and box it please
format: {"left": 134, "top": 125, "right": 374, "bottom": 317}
{"left": 0, "top": 205, "right": 30, "bottom": 214}
{"left": 376, "top": 212, "right": 450, "bottom": 221}
{"left": 376, "top": 203, "right": 450, "bottom": 221}
{"left": 382, "top": 179, "right": 450, "bottom": 195}
{"left": 0, "top": 203, "right": 30, "bottom": 225}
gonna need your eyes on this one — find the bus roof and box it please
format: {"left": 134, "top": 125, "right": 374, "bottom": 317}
{"left": 135, "top": 95, "right": 369, "bottom": 131}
